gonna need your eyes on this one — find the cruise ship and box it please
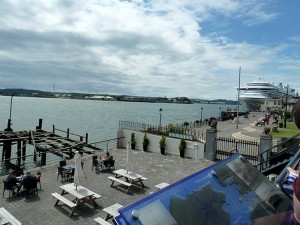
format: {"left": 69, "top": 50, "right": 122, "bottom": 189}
{"left": 239, "top": 77, "right": 296, "bottom": 111}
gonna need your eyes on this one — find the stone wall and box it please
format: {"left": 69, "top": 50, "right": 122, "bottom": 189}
{"left": 117, "top": 129, "right": 205, "bottom": 159}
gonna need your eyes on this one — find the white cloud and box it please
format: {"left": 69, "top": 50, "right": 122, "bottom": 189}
{"left": 0, "top": 0, "right": 299, "bottom": 100}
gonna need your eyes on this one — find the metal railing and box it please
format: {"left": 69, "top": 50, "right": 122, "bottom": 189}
{"left": 216, "top": 137, "right": 260, "bottom": 163}
{"left": 89, "top": 137, "right": 124, "bottom": 153}
{"left": 254, "top": 135, "right": 300, "bottom": 173}
{"left": 119, "top": 121, "right": 206, "bottom": 142}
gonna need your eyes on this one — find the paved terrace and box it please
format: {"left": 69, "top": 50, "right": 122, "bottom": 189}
{"left": 0, "top": 148, "right": 214, "bottom": 225}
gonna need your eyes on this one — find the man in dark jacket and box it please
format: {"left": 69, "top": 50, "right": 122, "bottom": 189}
{"left": 21, "top": 171, "right": 37, "bottom": 196}
{"left": 6, "top": 172, "right": 19, "bottom": 195}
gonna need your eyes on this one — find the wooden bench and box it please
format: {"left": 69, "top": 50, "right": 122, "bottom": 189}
{"left": 51, "top": 192, "right": 77, "bottom": 217}
{"left": 94, "top": 217, "right": 111, "bottom": 225}
{"left": 108, "top": 176, "right": 132, "bottom": 193}
{"left": 92, "top": 193, "right": 101, "bottom": 199}
{"left": 0, "top": 207, "right": 22, "bottom": 225}
{"left": 155, "top": 182, "right": 169, "bottom": 190}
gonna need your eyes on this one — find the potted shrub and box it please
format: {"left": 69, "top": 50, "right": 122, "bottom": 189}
{"left": 143, "top": 133, "right": 149, "bottom": 151}
{"left": 131, "top": 133, "right": 136, "bottom": 149}
{"left": 159, "top": 136, "right": 166, "bottom": 155}
{"left": 179, "top": 138, "right": 186, "bottom": 158}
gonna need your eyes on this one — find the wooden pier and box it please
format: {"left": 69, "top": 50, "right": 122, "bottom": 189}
{"left": 0, "top": 119, "right": 102, "bottom": 171}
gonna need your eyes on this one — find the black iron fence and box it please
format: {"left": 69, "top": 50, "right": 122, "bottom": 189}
{"left": 216, "top": 137, "right": 260, "bottom": 164}
{"left": 119, "top": 121, "right": 206, "bottom": 142}
{"left": 255, "top": 133, "right": 300, "bottom": 174}
{"left": 89, "top": 137, "right": 124, "bottom": 153}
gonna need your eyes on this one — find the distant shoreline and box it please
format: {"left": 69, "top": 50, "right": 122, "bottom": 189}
{"left": 0, "top": 88, "right": 237, "bottom": 105}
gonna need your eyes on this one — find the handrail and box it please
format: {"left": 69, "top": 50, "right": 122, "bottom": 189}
{"left": 254, "top": 133, "right": 300, "bottom": 172}
{"left": 255, "top": 142, "right": 300, "bottom": 172}
{"left": 273, "top": 145, "right": 300, "bottom": 199}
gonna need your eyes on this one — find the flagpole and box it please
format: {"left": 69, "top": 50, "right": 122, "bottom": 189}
{"left": 237, "top": 67, "right": 241, "bottom": 129}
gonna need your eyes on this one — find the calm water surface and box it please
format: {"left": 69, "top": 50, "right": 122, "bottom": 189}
{"left": 0, "top": 96, "right": 237, "bottom": 143}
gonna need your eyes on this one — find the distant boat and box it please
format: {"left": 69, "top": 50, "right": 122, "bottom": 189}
{"left": 239, "top": 77, "right": 296, "bottom": 111}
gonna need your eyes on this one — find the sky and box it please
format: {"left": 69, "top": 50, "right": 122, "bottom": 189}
{"left": 0, "top": 0, "right": 299, "bottom": 100}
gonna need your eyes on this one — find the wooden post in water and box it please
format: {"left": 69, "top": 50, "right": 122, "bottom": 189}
{"left": 38, "top": 118, "right": 43, "bottom": 130}
{"left": 28, "top": 132, "right": 32, "bottom": 144}
{"left": 40, "top": 150, "right": 46, "bottom": 166}
{"left": 86, "top": 133, "right": 88, "bottom": 144}
{"left": 69, "top": 147, "right": 72, "bottom": 159}
{"left": 17, "top": 140, "right": 21, "bottom": 167}
{"left": 53, "top": 125, "right": 55, "bottom": 134}
{"left": 3, "top": 140, "right": 12, "bottom": 165}
{"left": 33, "top": 151, "right": 37, "bottom": 162}
{"left": 22, "top": 140, "right": 26, "bottom": 161}
{"left": 67, "top": 128, "right": 70, "bottom": 138}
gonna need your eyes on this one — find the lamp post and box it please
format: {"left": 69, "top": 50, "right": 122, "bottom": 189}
{"left": 284, "top": 85, "right": 289, "bottom": 128}
{"left": 159, "top": 108, "right": 162, "bottom": 128}
{"left": 237, "top": 67, "right": 241, "bottom": 129}
{"left": 200, "top": 107, "right": 203, "bottom": 125}
{"left": 6, "top": 93, "right": 16, "bottom": 131}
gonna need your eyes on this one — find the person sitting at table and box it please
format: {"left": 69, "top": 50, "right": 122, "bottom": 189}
{"left": 21, "top": 171, "right": 37, "bottom": 195}
{"left": 96, "top": 152, "right": 112, "bottom": 167}
{"left": 5, "top": 172, "right": 21, "bottom": 195}
{"left": 102, "top": 152, "right": 110, "bottom": 161}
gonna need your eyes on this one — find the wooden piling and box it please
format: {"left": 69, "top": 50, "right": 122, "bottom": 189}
{"left": 38, "top": 118, "right": 43, "bottom": 130}
{"left": 3, "top": 140, "right": 12, "bottom": 165}
{"left": 40, "top": 149, "right": 46, "bottom": 166}
{"left": 17, "top": 140, "right": 21, "bottom": 167}
{"left": 22, "top": 140, "right": 26, "bottom": 161}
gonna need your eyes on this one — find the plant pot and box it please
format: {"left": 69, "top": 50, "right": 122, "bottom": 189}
{"left": 160, "top": 147, "right": 165, "bottom": 155}
{"left": 131, "top": 143, "right": 135, "bottom": 150}
{"left": 143, "top": 145, "right": 148, "bottom": 151}
{"left": 180, "top": 150, "right": 185, "bottom": 158}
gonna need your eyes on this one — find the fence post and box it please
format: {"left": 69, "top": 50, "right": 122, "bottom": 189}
{"left": 194, "top": 143, "right": 198, "bottom": 159}
{"left": 259, "top": 134, "right": 273, "bottom": 169}
{"left": 204, "top": 129, "right": 217, "bottom": 161}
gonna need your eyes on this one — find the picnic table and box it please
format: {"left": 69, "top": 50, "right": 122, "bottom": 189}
{"left": 108, "top": 169, "right": 148, "bottom": 194}
{"left": 102, "top": 203, "right": 123, "bottom": 221}
{"left": 52, "top": 183, "right": 101, "bottom": 216}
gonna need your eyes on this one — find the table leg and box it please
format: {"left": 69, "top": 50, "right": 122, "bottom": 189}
{"left": 60, "top": 190, "right": 67, "bottom": 196}
{"left": 105, "top": 214, "right": 113, "bottom": 221}
{"left": 89, "top": 196, "right": 98, "bottom": 208}
{"left": 138, "top": 179, "right": 145, "bottom": 187}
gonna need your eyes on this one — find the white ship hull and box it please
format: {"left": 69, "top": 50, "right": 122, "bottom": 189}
{"left": 239, "top": 77, "right": 296, "bottom": 111}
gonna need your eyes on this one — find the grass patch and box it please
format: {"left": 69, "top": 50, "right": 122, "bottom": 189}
{"left": 271, "top": 122, "right": 300, "bottom": 138}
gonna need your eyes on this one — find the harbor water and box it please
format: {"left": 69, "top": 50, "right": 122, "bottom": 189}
{"left": 0, "top": 96, "right": 238, "bottom": 143}
{"left": 0, "top": 96, "right": 238, "bottom": 173}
